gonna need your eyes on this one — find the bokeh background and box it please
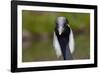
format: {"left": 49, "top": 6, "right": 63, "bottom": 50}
{"left": 22, "top": 10, "right": 90, "bottom": 62}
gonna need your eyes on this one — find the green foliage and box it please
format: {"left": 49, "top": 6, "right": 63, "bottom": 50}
{"left": 22, "top": 10, "right": 90, "bottom": 33}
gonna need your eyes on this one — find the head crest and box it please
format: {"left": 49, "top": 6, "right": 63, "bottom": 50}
{"left": 56, "top": 16, "right": 69, "bottom": 27}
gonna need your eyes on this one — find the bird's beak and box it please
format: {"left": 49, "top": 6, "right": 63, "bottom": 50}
{"left": 58, "top": 27, "right": 63, "bottom": 35}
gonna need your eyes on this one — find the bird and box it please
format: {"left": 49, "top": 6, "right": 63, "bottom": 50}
{"left": 53, "top": 16, "right": 74, "bottom": 60}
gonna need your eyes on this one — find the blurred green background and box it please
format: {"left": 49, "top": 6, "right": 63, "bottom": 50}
{"left": 22, "top": 10, "right": 90, "bottom": 62}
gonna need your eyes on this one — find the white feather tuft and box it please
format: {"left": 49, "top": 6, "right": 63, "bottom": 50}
{"left": 69, "top": 29, "right": 75, "bottom": 53}
{"left": 53, "top": 32, "right": 62, "bottom": 58}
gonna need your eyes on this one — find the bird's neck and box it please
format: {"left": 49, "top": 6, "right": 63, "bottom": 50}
{"left": 55, "top": 25, "right": 70, "bottom": 36}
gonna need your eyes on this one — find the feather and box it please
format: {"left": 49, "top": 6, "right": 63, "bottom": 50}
{"left": 68, "top": 29, "right": 75, "bottom": 53}
{"left": 53, "top": 32, "right": 62, "bottom": 58}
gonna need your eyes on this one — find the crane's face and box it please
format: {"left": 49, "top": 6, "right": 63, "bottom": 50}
{"left": 56, "top": 17, "right": 67, "bottom": 35}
